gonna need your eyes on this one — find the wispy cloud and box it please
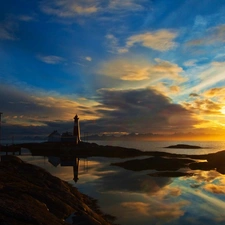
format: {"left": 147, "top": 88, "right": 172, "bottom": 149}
{"left": 40, "top": 0, "right": 147, "bottom": 19}
{"left": 105, "top": 34, "right": 129, "bottom": 54}
{"left": 37, "top": 54, "right": 65, "bottom": 64}
{"left": 183, "top": 59, "right": 198, "bottom": 67}
{"left": 121, "top": 200, "right": 189, "bottom": 221}
{"left": 40, "top": 0, "right": 99, "bottom": 17}
{"left": 108, "top": 0, "right": 147, "bottom": 12}
{"left": 18, "top": 15, "right": 36, "bottom": 22}
{"left": 97, "top": 57, "right": 184, "bottom": 82}
{"left": 186, "top": 24, "right": 225, "bottom": 47}
{"left": 85, "top": 56, "right": 92, "bottom": 61}
{"left": 125, "top": 29, "right": 178, "bottom": 52}
{"left": 0, "top": 20, "right": 17, "bottom": 41}
{"left": 181, "top": 61, "right": 225, "bottom": 96}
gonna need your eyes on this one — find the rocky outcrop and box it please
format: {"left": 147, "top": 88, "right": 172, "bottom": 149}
{"left": 0, "top": 156, "right": 115, "bottom": 225}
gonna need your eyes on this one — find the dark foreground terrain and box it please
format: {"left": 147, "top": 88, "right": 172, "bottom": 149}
{"left": 0, "top": 155, "right": 116, "bottom": 225}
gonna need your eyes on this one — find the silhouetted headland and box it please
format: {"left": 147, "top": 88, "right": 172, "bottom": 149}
{"left": 17, "top": 141, "right": 144, "bottom": 158}
{"left": 0, "top": 155, "right": 116, "bottom": 225}
{"left": 15, "top": 141, "right": 225, "bottom": 175}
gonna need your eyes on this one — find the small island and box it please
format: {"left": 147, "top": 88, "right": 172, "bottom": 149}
{"left": 165, "top": 144, "right": 202, "bottom": 149}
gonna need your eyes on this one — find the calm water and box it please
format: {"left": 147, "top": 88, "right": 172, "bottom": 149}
{"left": 93, "top": 140, "right": 225, "bottom": 156}
{"left": 12, "top": 140, "right": 225, "bottom": 225}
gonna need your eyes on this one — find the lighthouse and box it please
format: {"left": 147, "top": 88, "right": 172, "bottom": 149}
{"left": 73, "top": 114, "right": 80, "bottom": 144}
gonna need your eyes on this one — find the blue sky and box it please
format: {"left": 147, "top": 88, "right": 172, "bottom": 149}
{"left": 1, "top": 0, "right": 225, "bottom": 140}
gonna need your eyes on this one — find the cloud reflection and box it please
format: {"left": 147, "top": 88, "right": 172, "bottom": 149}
{"left": 120, "top": 200, "right": 189, "bottom": 222}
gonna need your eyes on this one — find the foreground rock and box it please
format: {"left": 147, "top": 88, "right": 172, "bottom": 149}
{"left": 0, "top": 156, "right": 116, "bottom": 225}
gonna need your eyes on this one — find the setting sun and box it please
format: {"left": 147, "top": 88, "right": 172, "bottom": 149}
{"left": 221, "top": 106, "right": 225, "bottom": 115}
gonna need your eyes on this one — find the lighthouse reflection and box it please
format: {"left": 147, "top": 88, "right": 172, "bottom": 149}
{"left": 48, "top": 156, "right": 80, "bottom": 183}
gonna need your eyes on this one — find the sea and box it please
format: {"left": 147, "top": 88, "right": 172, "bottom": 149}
{"left": 2, "top": 140, "right": 225, "bottom": 225}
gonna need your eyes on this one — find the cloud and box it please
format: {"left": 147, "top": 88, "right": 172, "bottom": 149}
{"left": 186, "top": 24, "right": 225, "bottom": 47}
{"left": 105, "top": 34, "right": 129, "bottom": 54}
{"left": 0, "top": 83, "right": 99, "bottom": 137}
{"left": 108, "top": 0, "right": 146, "bottom": 12}
{"left": 85, "top": 56, "right": 92, "bottom": 61}
{"left": 181, "top": 61, "right": 225, "bottom": 96}
{"left": 184, "top": 59, "right": 198, "bottom": 67}
{"left": 18, "top": 15, "right": 36, "bottom": 22}
{"left": 126, "top": 29, "right": 178, "bottom": 51}
{"left": 94, "top": 161, "right": 173, "bottom": 193}
{"left": 97, "top": 57, "right": 184, "bottom": 81}
{"left": 83, "top": 87, "right": 197, "bottom": 134}
{"left": 189, "top": 93, "right": 199, "bottom": 98}
{"left": 40, "top": 0, "right": 99, "bottom": 17}
{"left": 193, "top": 15, "right": 208, "bottom": 29}
{"left": 37, "top": 54, "right": 65, "bottom": 64}
{"left": 204, "top": 183, "right": 225, "bottom": 194}
{"left": 40, "top": 0, "right": 147, "bottom": 18}
{"left": 120, "top": 200, "right": 189, "bottom": 222}
{"left": 169, "top": 85, "right": 180, "bottom": 93}
{"left": 146, "top": 83, "right": 182, "bottom": 97}
{"left": 204, "top": 87, "right": 225, "bottom": 98}
{"left": 0, "top": 20, "right": 17, "bottom": 40}
{"left": 192, "top": 170, "right": 221, "bottom": 183}
{"left": 183, "top": 99, "right": 222, "bottom": 116}
{"left": 153, "top": 186, "right": 181, "bottom": 199}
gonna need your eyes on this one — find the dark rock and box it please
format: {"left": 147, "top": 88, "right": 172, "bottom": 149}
{"left": 0, "top": 156, "right": 115, "bottom": 225}
{"left": 165, "top": 144, "right": 202, "bottom": 149}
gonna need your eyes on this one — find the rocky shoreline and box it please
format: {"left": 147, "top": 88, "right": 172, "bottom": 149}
{"left": 0, "top": 155, "right": 117, "bottom": 225}
{"left": 112, "top": 149, "right": 225, "bottom": 175}
{"left": 2, "top": 142, "right": 225, "bottom": 224}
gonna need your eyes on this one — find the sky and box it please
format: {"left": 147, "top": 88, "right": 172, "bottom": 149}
{"left": 1, "top": 0, "right": 225, "bottom": 140}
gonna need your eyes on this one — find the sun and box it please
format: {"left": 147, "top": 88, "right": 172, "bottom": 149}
{"left": 221, "top": 106, "right": 225, "bottom": 115}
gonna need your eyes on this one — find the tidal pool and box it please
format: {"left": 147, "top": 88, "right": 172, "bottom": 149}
{"left": 20, "top": 154, "right": 225, "bottom": 225}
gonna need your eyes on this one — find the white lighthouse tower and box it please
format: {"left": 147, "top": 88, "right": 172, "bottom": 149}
{"left": 73, "top": 114, "right": 80, "bottom": 144}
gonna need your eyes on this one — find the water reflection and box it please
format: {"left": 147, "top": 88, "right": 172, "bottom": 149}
{"left": 48, "top": 156, "right": 80, "bottom": 183}
{"left": 19, "top": 154, "right": 225, "bottom": 225}
{"left": 76, "top": 159, "right": 225, "bottom": 225}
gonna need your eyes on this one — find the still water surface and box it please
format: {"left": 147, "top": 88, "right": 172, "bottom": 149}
{"left": 15, "top": 140, "right": 225, "bottom": 225}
